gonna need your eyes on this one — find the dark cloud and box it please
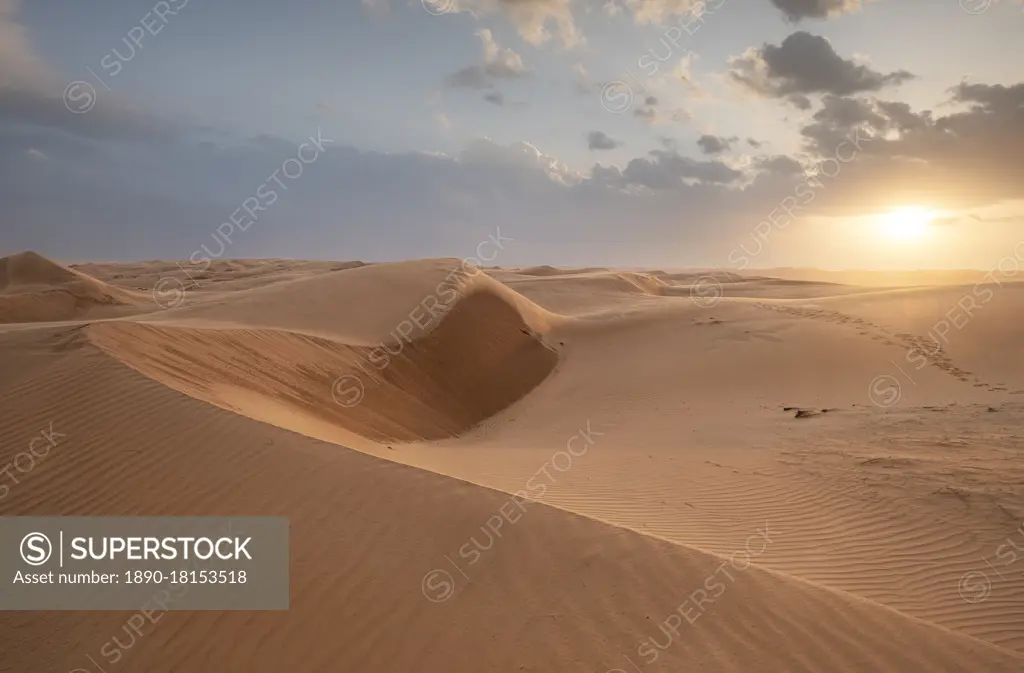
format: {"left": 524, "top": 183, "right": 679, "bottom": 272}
{"left": 769, "top": 0, "right": 864, "bottom": 22}
{"left": 793, "top": 79, "right": 1024, "bottom": 211}
{"left": 634, "top": 107, "right": 656, "bottom": 122}
{"left": 729, "top": 32, "right": 915, "bottom": 102}
{"left": 950, "top": 80, "right": 1024, "bottom": 111}
{"left": 630, "top": 96, "right": 689, "bottom": 125}
{"left": 447, "top": 66, "right": 491, "bottom": 89}
{"left": 483, "top": 91, "right": 505, "bottom": 106}
{"left": 587, "top": 130, "right": 620, "bottom": 151}
{"left": 697, "top": 134, "right": 738, "bottom": 155}
{"left": 618, "top": 148, "right": 744, "bottom": 188}
{"left": 755, "top": 154, "right": 804, "bottom": 175}
{"left": 0, "top": 121, "right": 795, "bottom": 268}
{"left": 0, "top": 81, "right": 172, "bottom": 141}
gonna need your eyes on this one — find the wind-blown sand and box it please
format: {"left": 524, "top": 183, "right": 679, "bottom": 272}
{"left": 1, "top": 253, "right": 1023, "bottom": 672}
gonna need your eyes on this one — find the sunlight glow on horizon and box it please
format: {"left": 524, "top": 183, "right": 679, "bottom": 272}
{"left": 879, "top": 207, "right": 938, "bottom": 240}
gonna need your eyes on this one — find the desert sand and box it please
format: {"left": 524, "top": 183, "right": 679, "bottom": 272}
{"left": 1, "top": 251, "right": 1023, "bottom": 672}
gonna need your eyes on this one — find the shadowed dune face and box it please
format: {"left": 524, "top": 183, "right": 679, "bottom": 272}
{"left": 0, "top": 251, "right": 82, "bottom": 290}
{"left": 0, "top": 251, "right": 140, "bottom": 323}
{"left": 89, "top": 289, "right": 559, "bottom": 443}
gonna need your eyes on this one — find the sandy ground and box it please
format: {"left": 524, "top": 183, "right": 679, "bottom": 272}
{"left": 1, "top": 252, "right": 1023, "bottom": 672}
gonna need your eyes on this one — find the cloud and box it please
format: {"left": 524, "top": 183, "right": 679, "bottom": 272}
{"left": 697, "top": 134, "right": 738, "bottom": 155}
{"left": 624, "top": 0, "right": 716, "bottom": 25}
{"left": 950, "top": 80, "right": 1024, "bottom": 111}
{"left": 729, "top": 32, "right": 915, "bottom": 103}
{"left": 630, "top": 95, "right": 689, "bottom": 125}
{"left": 25, "top": 147, "right": 47, "bottom": 162}
{"left": 572, "top": 62, "right": 592, "bottom": 94}
{"left": 769, "top": 0, "right": 865, "bottom": 22}
{"left": 0, "top": 0, "right": 171, "bottom": 140}
{"left": 3, "top": 111, "right": 798, "bottom": 268}
{"left": 792, "top": 79, "right": 1024, "bottom": 211}
{"left": 431, "top": 0, "right": 579, "bottom": 47}
{"left": 0, "top": 0, "right": 55, "bottom": 92}
{"left": 477, "top": 28, "right": 527, "bottom": 77}
{"left": 754, "top": 154, "right": 803, "bottom": 175}
{"left": 587, "top": 131, "right": 620, "bottom": 150}
{"left": 446, "top": 29, "right": 528, "bottom": 89}
{"left": 615, "top": 148, "right": 744, "bottom": 188}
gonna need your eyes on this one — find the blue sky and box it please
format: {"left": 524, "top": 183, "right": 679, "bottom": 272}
{"left": 2, "top": 0, "right": 1023, "bottom": 269}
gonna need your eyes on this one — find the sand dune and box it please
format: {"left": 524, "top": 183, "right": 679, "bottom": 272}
{"left": 91, "top": 286, "right": 559, "bottom": 444}
{"left": 515, "top": 264, "right": 611, "bottom": 276}
{"left": 0, "top": 251, "right": 142, "bottom": 323}
{"left": 2, "top": 325, "right": 1023, "bottom": 672}
{"left": 2, "top": 253, "right": 1023, "bottom": 671}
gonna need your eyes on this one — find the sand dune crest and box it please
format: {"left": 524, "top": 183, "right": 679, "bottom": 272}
{"left": 90, "top": 286, "right": 559, "bottom": 443}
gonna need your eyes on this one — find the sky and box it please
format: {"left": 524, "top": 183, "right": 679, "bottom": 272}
{"left": 1, "top": 0, "right": 1023, "bottom": 270}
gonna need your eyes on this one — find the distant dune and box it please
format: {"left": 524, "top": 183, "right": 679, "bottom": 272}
{"left": 0, "top": 251, "right": 141, "bottom": 323}
{"left": 516, "top": 264, "right": 611, "bottom": 276}
{"left": 744, "top": 267, "right": 996, "bottom": 287}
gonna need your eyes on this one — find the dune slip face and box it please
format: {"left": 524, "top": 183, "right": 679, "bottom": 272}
{"left": 88, "top": 286, "right": 559, "bottom": 444}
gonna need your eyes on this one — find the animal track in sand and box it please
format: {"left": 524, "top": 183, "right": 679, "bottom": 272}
{"left": 751, "top": 303, "right": 1009, "bottom": 393}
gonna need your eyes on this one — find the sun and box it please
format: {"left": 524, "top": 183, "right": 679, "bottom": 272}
{"left": 880, "top": 207, "right": 936, "bottom": 239}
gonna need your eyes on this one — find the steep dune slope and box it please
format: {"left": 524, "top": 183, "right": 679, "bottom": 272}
{"left": 91, "top": 282, "right": 559, "bottom": 444}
